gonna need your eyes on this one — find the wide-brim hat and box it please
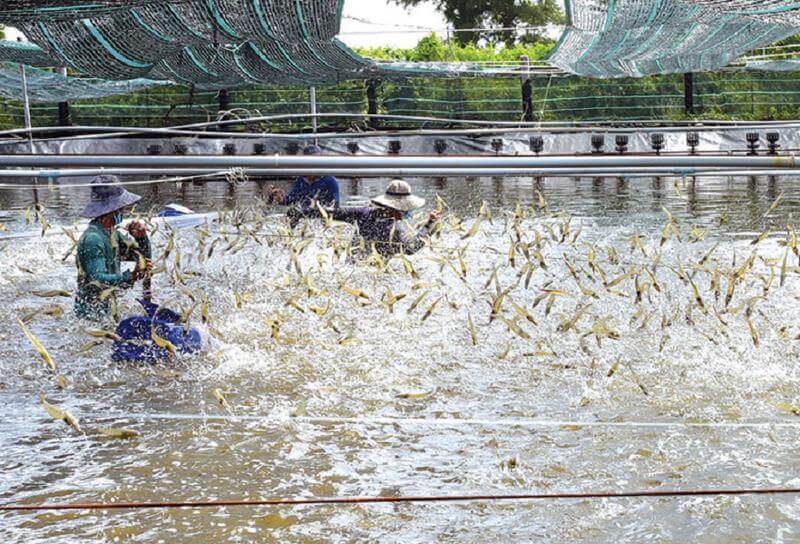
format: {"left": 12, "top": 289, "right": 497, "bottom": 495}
{"left": 371, "top": 179, "right": 425, "bottom": 212}
{"left": 80, "top": 175, "right": 141, "bottom": 219}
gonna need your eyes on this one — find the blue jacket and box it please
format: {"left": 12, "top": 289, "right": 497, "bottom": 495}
{"left": 283, "top": 176, "right": 340, "bottom": 209}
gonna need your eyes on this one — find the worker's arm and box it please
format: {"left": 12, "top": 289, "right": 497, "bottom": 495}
{"left": 78, "top": 236, "right": 133, "bottom": 287}
{"left": 328, "top": 206, "right": 370, "bottom": 223}
{"left": 394, "top": 211, "right": 441, "bottom": 255}
{"left": 321, "top": 176, "right": 340, "bottom": 208}
{"left": 117, "top": 222, "right": 152, "bottom": 262}
{"left": 282, "top": 177, "right": 306, "bottom": 206}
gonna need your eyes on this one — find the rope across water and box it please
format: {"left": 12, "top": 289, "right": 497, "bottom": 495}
{"left": 3, "top": 487, "right": 800, "bottom": 512}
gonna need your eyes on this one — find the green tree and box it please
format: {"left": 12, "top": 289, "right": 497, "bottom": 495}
{"left": 411, "top": 33, "right": 447, "bottom": 61}
{"left": 0, "top": 26, "right": 5, "bottom": 40}
{"left": 393, "top": 0, "right": 564, "bottom": 46}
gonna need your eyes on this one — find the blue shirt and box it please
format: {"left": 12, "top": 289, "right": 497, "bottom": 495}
{"left": 283, "top": 176, "right": 340, "bottom": 209}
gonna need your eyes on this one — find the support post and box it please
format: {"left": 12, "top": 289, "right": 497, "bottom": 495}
{"left": 309, "top": 86, "right": 318, "bottom": 142}
{"left": 57, "top": 102, "right": 71, "bottom": 127}
{"left": 520, "top": 55, "right": 534, "bottom": 122}
{"left": 684, "top": 72, "right": 694, "bottom": 116}
{"left": 366, "top": 79, "right": 378, "bottom": 129}
{"left": 215, "top": 89, "right": 230, "bottom": 133}
{"left": 57, "top": 66, "right": 71, "bottom": 127}
{"left": 18, "top": 42, "right": 34, "bottom": 153}
{"left": 446, "top": 26, "right": 455, "bottom": 62}
{"left": 19, "top": 64, "right": 33, "bottom": 152}
{"left": 18, "top": 44, "right": 38, "bottom": 206}
{"left": 218, "top": 89, "right": 230, "bottom": 114}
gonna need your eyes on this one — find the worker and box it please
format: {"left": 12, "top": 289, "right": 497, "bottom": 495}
{"left": 267, "top": 144, "right": 340, "bottom": 210}
{"left": 316, "top": 179, "right": 440, "bottom": 257}
{"left": 74, "top": 175, "right": 152, "bottom": 320}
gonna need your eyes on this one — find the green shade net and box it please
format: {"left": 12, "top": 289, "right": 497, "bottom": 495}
{"left": 0, "top": 1, "right": 192, "bottom": 20}
{"left": 0, "top": 0, "right": 376, "bottom": 86}
{"left": 548, "top": 0, "right": 800, "bottom": 77}
{"left": 0, "top": 40, "right": 61, "bottom": 66}
{"left": 0, "top": 62, "right": 164, "bottom": 102}
{"left": 746, "top": 59, "right": 800, "bottom": 71}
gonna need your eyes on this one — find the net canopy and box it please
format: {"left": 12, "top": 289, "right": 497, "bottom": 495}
{"left": 0, "top": 62, "right": 164, "bottom": 102}
{"left": 0, "top": 1, "right": 192, "bottom": 21}
{"left": 548, "top": 0, "right": 800, "bottom": 78}
{"left": 0, "top": 0, "right": 379, "bottom": 87}
{"left": 746, "top": 59, "right": 800, "bottom": 71}
{"left": 0, "top": 40, "right": 61, "bottom": 67}
{"left": 1, "top": 0, "right": 800, "bottom": 101}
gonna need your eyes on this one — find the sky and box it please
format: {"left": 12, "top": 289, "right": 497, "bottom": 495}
{"left": 339, "top": 0, "right": 448, "bottom": 48}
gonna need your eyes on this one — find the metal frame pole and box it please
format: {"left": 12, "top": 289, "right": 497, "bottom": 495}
{"left": 309, "top": 86, "right": 318, "bottom": 143}
{"left": 0, "top": 167, "right": 795, "bottom": 180}
{"left": 366, "top": 80, "right": 378, "bottom": 129}
{"left": 57, "top": 66, "right": 71, "bottom": 127}
{"left": 446, "top": 26, "right": 455, "bottom": 61}
{"left": 0, "top": 154, "right": 796, "bottom": 171}
{"left": 520, "top": 55, "right": 534, "bottom": 122}
{"left": 218, "top": 89, "right": 230, "bottom": 113}
{"left": 17, "top": 46, "right": 39, "bottom": 206}
{"left": 684, "top": 72, "right": 694, "bottom": 116}
{"left": 19, "top": 70, "right": 33, "bottom": 153}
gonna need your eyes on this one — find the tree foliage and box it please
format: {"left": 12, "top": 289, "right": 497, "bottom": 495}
{"left": 393, "top": 0, "right": 564, "bottom": 46}
{"left": 355, "top": 32, "right": 555, "bottom": 62}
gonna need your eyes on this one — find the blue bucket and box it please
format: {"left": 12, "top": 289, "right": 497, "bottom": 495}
{"left": 111, "top": 299, "right": 202, "bottom": 363}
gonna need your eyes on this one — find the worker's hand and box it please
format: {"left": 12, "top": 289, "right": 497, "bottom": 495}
{"left": 127, "top": 220, "right": 147, "bottom": 239}
{"left": 267, "top": 186, "right": 285, "bottom": 204}
{"left": 427, "top": 209, "right": 442, "bottom": 224}
{"left": 131, "top": 258, "right": 153, "bottom": 282}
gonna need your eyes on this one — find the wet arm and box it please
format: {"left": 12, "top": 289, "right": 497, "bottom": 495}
{"left": 325, "top": 177, "right": 340, "bottom": 208}
{"left": 80, "top": 242, "right": 132, "bottom": 287}
{"left": 328, "top": 206, "right": 369, "bottom": 224}
{"left": 282, "top": 179, "right": 305, "bottom": 206}
{"left": 395, "top": 220, "right": 434, "bottom": 255}
{"left": 117, "top": 231, "right": 152, "bottom": 261}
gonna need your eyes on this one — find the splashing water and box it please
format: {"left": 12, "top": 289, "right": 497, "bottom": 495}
{"left": 2, "top": 175, "right": 800, "bottom": 542}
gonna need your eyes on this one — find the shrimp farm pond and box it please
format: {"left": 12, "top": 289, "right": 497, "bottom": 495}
{"left": 1, "top": 173, "right": 800, "bottom": 542}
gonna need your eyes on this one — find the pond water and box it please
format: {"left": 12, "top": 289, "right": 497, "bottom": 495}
{"left": 1, "top": 173, "right": 800, "bottom": 543}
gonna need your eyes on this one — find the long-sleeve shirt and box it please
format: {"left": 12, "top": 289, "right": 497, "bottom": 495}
{"left": 283, "top": 176, "right": 340, "bottom": 209}
{"left": 74, "top": 222, "right": 152, "bottom": 320}
{"left": 328, "top": 206, "right": 434, "bottom": 257}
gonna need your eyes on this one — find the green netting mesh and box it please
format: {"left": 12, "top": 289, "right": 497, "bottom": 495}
{"left": 549, "top": 0, "right": 800, "bottom": 77}
{"left": 0, "top": 1, "right": 192, "bottom": 21}
{"left": 0, "top": 0, "right": 377, "bottom": 86}
{"left": 746, "top": 60, "right": 800, "bottom": 71}
{"left": 5, "top": 0, "right": 800, "bottom": 92}
{"left": 4, "top": 71, "right": 800, "bottom": 130}
{"left": 0, "top": 40, "right": 60, "bottom": 67}
{"left": 694, "top": 70, "right": 800, "bottom": 119}
{"left": 0, "top": 62, "right": 164, "bottom": 102}
{"left": 382, "top": 75, "right": 686, "bottom": 123}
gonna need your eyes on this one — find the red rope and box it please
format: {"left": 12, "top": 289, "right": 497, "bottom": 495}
{"left": 2, "top": 487, "right": 799, "bottom": 512}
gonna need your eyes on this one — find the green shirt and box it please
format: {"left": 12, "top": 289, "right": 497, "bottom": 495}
{"left": 74, "top": 222, "right": 152, "bottom": 320}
